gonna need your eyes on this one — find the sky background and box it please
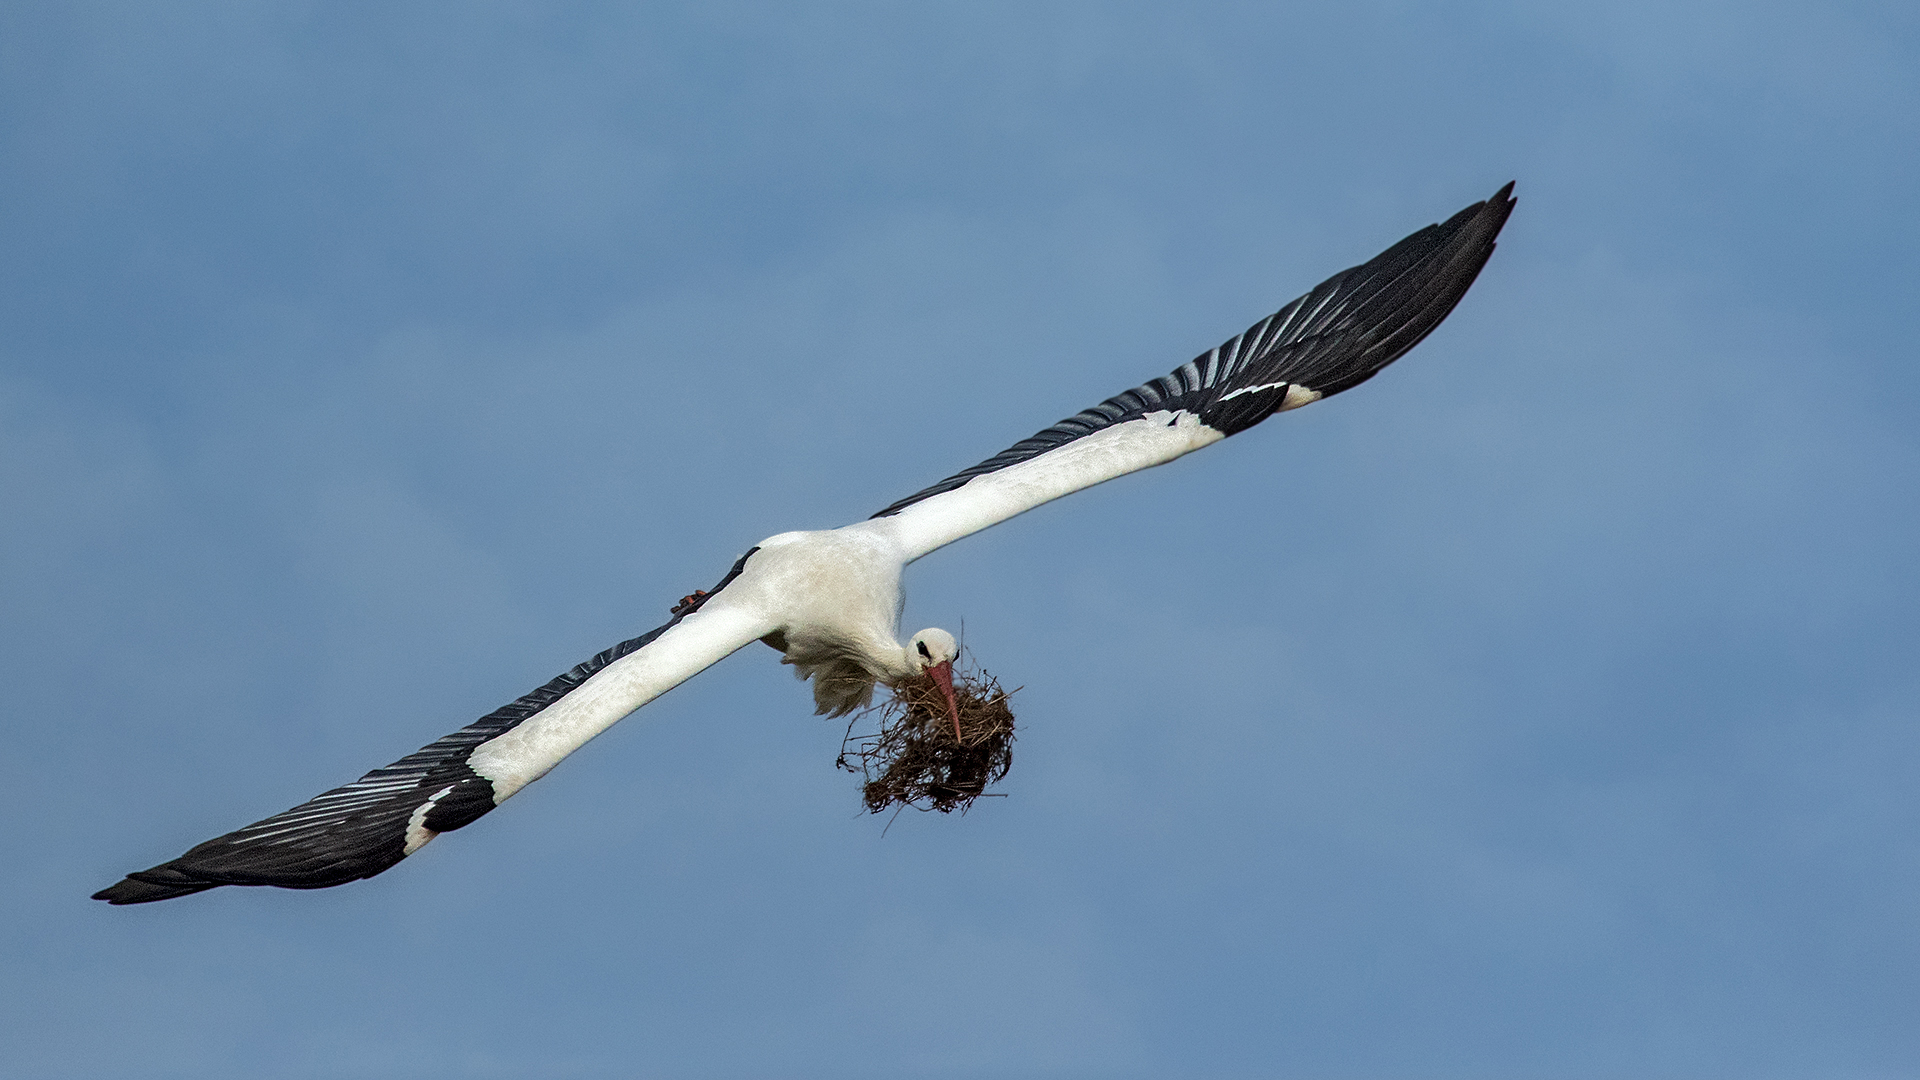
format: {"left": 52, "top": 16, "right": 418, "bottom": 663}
{"left": 3, "top": 2, "right": 1918, "bottom": 1077}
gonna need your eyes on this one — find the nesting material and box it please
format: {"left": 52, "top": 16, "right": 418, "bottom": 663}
{"left": 837, "top": 664, "right": 1017, "bottom": 814}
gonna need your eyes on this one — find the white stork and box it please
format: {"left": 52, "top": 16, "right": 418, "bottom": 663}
{"left": 95, "top": 183, "right": 1516, "bottom": 904}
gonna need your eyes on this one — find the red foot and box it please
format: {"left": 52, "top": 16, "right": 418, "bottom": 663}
{"left": 670, "top": 589, "right": 709, "bottom": 616}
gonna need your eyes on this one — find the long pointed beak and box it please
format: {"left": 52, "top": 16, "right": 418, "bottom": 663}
{"left": 929, "top": 660, "right": 962, "bottom": 744}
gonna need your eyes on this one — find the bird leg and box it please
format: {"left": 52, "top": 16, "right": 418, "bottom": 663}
{"left": 670, "top": 589, "right": 709, "bottom": 616}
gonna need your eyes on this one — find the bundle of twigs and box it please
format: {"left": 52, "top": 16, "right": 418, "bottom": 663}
{"left": 837, "top": 663, "right": 1017, "bottom": 814}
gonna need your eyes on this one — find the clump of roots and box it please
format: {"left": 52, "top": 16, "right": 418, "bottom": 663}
{"left": 837, "top": 663, "right": 1018, "bottom": 815}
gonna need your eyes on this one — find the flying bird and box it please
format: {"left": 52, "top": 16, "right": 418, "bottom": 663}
{"left": 94, "top": 183, "right": 1517, "bottom": 905}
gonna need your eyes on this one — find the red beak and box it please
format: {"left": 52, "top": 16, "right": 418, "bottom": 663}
{"left": 929, "top": 659, "right": 962, "bottom": 744}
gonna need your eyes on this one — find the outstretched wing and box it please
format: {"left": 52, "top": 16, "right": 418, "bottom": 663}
{"left": 868, "top": 183, "right": 1516, "bottom": 562}
{"left": 93, "top": 553, "right": 772, "bottom": 904}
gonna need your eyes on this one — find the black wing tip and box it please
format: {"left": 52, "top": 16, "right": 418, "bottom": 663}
{"left": 93, "top": 866, "right": 223, "bottom": 905}
{"left": 1431, "top": 181, "right": 1517, "bottom": 252}
{"left": 1474, "top": 180, "right": 1517, "bottom": 243}
{"left": 1301, "top": 179, "right": 1518, "bottom": 398}
{"left": 1438, "top": 180, "right": 1517, "bottom": 256}
{"left": 1459, "top": 180, "right": 1517, "bottom": 224}
{"left": 1456, "top": 181, "right": 1517, "bottom": 265}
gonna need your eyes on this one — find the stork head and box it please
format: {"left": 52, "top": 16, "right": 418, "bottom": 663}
{"left": 906, "top": 628, "right": 958, "bottom": 672}
{"left": 906, "top": 628, "right": 963, "bottom": 742}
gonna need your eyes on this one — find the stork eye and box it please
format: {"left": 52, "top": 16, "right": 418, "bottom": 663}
{"left": 917, "top": 641, "right": 932, "bottom": 659}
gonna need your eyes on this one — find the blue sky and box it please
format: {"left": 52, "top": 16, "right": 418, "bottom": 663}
{"left": 3, "top": 2, "right": 1917, "bottom": 1077}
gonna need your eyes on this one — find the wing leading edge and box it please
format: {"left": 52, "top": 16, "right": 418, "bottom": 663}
{"left": 869, "top": 183, "right": 1515, "bottom": 560}
{"left": 93, "top": 553, "right": 767, "bottom": 904}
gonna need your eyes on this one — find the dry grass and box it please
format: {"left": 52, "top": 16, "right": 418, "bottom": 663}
{"left": 837, "top": 663, "right": 1018, "bottom": 814}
